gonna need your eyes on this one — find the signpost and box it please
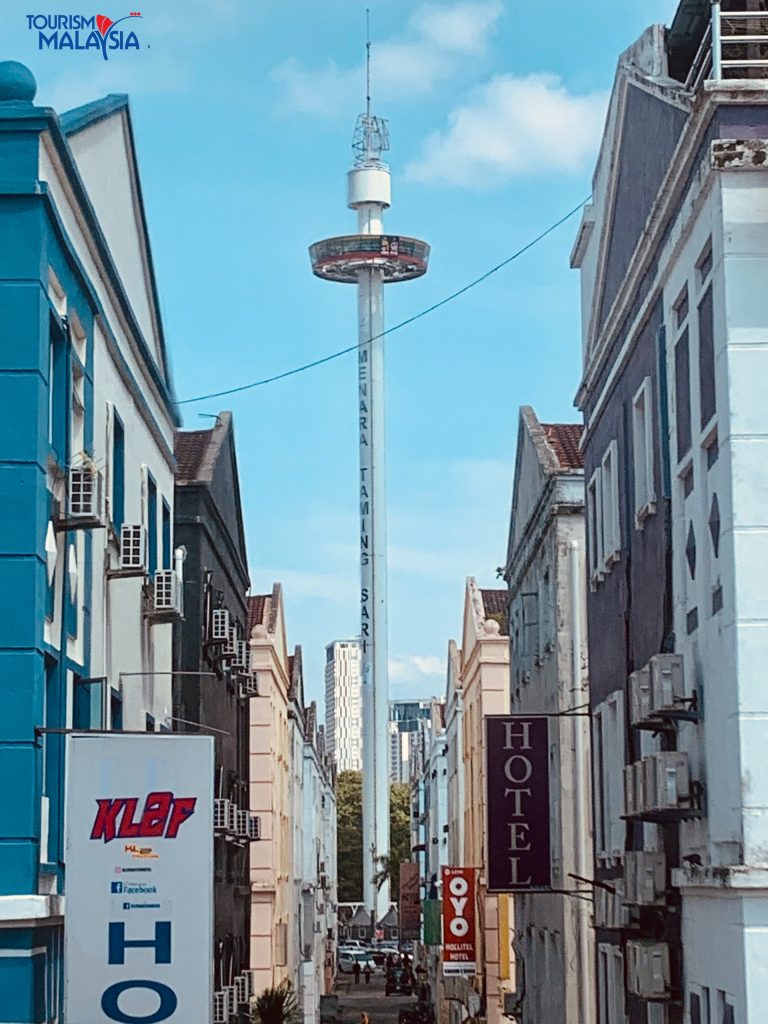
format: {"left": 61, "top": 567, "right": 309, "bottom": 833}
{"left": 485, "top": 715, "right": 551, "bottom": 892}
{"left": 441, "top": 867, "right": 476, "bottom": 976}
{"left": 399, "top": 861, "right": 421, "bottom": 941}
{"left": 64, "top": 733, "right": 214, "bottom": 1023}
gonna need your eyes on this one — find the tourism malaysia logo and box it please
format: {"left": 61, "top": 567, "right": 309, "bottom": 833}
{"left": 26, "top": 12, "right": 143, "bottom": 59}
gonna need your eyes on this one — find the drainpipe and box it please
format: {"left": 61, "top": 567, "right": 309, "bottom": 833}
{"left": 570, "top": 540, "right": 591, "bottom": 1024}
{"left": 712, "top": 1, "right": 722, "bottom": 81}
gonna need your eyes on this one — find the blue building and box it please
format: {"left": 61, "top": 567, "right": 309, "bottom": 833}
{"left": 0, "top": 62, "right": 179, "bottom": 1020}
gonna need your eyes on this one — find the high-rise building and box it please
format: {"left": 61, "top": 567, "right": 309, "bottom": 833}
{"left": 388, "top": 698, "right": 442, "bottom": 783}
{"left": 324, "top": 640, "right": 362, "bottom": 772}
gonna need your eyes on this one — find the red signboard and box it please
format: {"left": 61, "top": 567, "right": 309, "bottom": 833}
{"left": 441, "top": 867, "right": 477, "bottom": 976}
{"left": 485, "top": 715, "right": 551, "bottom": 891}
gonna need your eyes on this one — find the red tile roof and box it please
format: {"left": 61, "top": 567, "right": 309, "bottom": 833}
{"left": 247, "top": 594, "right": 268, "bottom": 636}
{"left": 480, "top": 589, "right": 509, "bottom": 636}
{"left": 174, "top": 429, "right": 212, "bottom": 483}
{"left": 542, "top": 423, "right": 584, "bottom": 470}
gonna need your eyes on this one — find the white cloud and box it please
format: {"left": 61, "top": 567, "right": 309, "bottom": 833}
{"left": 271, "top": 0, "right": 502, "bottom": 117}
{"left": 249, "top": 567, "right": 356, "bottom": 606}
{"left": 406, "top": 73, "right": 608, "bottom": 187}
{"left": 389, "top": 654, "right": 445, "bottom": 684}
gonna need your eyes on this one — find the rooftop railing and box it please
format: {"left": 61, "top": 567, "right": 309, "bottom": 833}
{"left": 711, "top": 2, "right": 768, "bottom": 82}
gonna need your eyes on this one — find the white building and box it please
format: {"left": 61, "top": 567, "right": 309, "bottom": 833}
{"left": 324, "top": 639, "right": 362, "bottom": 772}
{"left": 389, "top": 698, "right": 442, "bottom": 782}
{"left": 504, "top": 410, "right": 594, "bottom": 1024}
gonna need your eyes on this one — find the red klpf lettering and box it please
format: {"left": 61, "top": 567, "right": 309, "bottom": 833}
{"left": 90, "top": 798, "right": 125, "bottom": 842}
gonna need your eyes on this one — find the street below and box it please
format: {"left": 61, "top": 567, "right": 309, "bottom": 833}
{"left": 335, "top": 971, "right": 415, "bottom": 1024}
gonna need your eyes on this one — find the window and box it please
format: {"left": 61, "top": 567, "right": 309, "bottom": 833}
{"left": 681, "top": 462, "right": 694, "bottom": 499}
{"left": 698, "top": 286, "right": 716, "bottom": 428}
{"left": 593, "top": 692, "right": 626, "bottom": 862}
{"left": 632, "top": 377, "right": 656, "bottom": 524}
{"left": 601, "top": 441, "right": 621, "bottom": 565}
{"left": 675, "top": 329, "right": 691, "bottom": 461}
{"left": 111, "top": 411, "right": 125, "bottom": 532}
{"left": 147, "top": 473, "right": 158, "bottom": 576}
{"left": 71, "top": 362, "right": 85, "bottom": 458}
{"left": 598, "top": 944, "right": 627, "bottom": 1024}
{"left": 674, "top": 285, "right": 689, "bottom": 327}
{"left": 110, "top": 688, "right": 123, "bottom": 731}
{"left": 162, "top": 500, "right": 172, "bottom": 570}
{"left": 48, "top": 314, "right": 68, "bottom": 460}
{"left": 705, "top": 431, "right": 719, "bottom": 469}
{"left": 521, "top": 591, "right": 540, "bottom": 664}
{"left": 588, "top": 471, "right": 604, "bottom": 581}
{"left": 697, "top": 242, "right": 713, "bottom": 286}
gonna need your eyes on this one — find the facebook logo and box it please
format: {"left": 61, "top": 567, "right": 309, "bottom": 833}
{"left": 111, "top": 881, "right": 124, "bottom": 893}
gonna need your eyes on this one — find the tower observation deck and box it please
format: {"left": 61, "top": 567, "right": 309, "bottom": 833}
{"left": 309, "top": 104, "right": 429, "bottom": 923}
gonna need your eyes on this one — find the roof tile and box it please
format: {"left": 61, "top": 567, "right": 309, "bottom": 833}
{"left": 542, "top": 423, "right": 584, "bottom": 470}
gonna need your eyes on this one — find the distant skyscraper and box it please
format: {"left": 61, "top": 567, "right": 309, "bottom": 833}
{"left": 325, "top": 640, "right": 362, "bottom": 772}
{"left": 388, "top": 699, "right": 444, "bottom": 783}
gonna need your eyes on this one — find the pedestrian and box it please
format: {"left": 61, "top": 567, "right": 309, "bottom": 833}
{"left": 353, "top": 961, "right": 361, "bottom": 985}
{"left": 364, "top": 963, "right": 372, "bottom": 985}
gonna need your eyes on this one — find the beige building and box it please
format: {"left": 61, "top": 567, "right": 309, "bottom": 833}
{"left": 248, "top": 585, "right": 296, "bottom": 993}
{"left": 442, "top": 580, "right": 515, "bottom": 1024}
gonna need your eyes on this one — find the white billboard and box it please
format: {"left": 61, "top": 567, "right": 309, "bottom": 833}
{"left": 64, "top": 733, "right": 214, "bottom": 1024}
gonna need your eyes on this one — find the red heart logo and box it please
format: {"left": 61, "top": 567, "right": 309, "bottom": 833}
{"left": 96, "top": 14, "right": 114, "bottom": 37}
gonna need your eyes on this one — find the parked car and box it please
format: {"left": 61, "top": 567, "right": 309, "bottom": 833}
{"left": 385, "top": 966, "right": 414, "bottom": 996}
{"left": 338, "top": 951, "right": 377, "bottom": 974}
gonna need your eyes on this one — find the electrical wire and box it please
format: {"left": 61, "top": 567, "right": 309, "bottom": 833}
{"left": 176, "top": 195, "right": 591, "bottom": 407}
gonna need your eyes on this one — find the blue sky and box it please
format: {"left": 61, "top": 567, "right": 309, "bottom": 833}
{"left": 4, "top": 0, "right": 678, "bottom": 710}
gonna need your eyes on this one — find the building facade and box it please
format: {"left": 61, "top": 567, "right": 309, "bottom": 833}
{"left": 503, "top": 409, "right": 594, "bottom": 1024}
{"left": 324, "top": 638, "right": 362, "bottom": 772}
{"left": 0, "top": 65, "right": 178, "bottom": 1020}
{"left": 390, "top": 698, "right": 442, "bottom": 783}
{"left": 173, "top": 412, "right": 253, "bottom": 1005}
{"left": 573, "top": 4, "right": 768, "bottom": 1021}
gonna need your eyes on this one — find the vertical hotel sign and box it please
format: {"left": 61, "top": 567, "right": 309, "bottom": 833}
{"left": 64, "top": 734, "right": 214, "bottom": 1023}
{"left": 485, "top": 716, "right": 551, "bottom": 891}
{"left": 441, "top": 867, "right": 476, "bottom": 976}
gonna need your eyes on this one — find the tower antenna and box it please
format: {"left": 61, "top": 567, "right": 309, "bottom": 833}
{"left": 366, "top": 8, "right": 371, "bottom": 119}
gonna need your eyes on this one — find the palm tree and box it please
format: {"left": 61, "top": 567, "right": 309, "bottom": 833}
{"left": 372, "top": 853, "right": 392, "bottom": 894}
{"left": 251, "top": 980, "right": 300, "bottom": 1024}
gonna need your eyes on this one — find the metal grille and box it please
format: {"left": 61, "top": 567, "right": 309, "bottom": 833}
{"left": 233, "top": 640, "right": 250, "bottom": 672}
{"left": 213, "top": 991, "right": 228, "bottom": 1024}
{"left": 213, "top": 798, "right": 230, "bottom": 832}
{"left": 154, "top": 570, "right": 181, "bottom": 613}
{"left": 68, "top": 468, "right": 102, "bottom": 518}
{"left": 239, "top": 675, "right": 259, "bottom": 699}
{"left": 227, "top": 801, "right": 238, "bottom": 834}
{"left": 224, "top": 986, "right": 237, "bottom": 1016}
{"left": 248, "top": 814, "right": 261, "bottom": 841}
{"left": 235, "top": 974, "right": 249, "bottom": 1005}
{"left": 211, "top": 608, "right": 230, "bottom": 641}
{"left": 237, "top": 809, "right": 249, "bottom": 838}
{"left": 120, "top": 525, "right": 146, "bottom": 570}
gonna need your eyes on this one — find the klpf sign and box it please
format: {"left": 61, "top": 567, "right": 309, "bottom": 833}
{"left": 64, "top": 734, "right": 214, "bottom": 1023}
{"left": 441, "top": 867, "right": 476, "bottom": 976}
{"left": 486, "top": 716, "right": 551, "bottom": 891}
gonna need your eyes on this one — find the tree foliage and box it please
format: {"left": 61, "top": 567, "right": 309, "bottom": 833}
{"left": 252, "top": 981, "right": 299, "bottom": 1024}
{"left": 336, "top": 773, "right": 412, "bottom": 905}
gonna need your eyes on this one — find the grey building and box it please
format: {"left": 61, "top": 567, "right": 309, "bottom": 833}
{"left": 573, "top": 3, "right": 768, "bottom": 1022}
{"left": 173, "top": 412, "right": 252, "bottom": 998}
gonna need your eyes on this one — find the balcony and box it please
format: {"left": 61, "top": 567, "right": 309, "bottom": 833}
{"left": 683, "top": 4, "right": 768, "bottom": 91}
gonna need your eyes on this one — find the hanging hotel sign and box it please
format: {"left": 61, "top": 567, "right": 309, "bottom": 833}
{"left": 64, "top": 733, "right": 214, "bottom": 1023}
{"left": 485, "top": 715, "right": 551, "bottom": 891}
{"left": 441, "top": 867, "right": 477, "bottom": 976}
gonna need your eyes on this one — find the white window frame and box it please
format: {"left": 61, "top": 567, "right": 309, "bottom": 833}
{"left": 601, "top": 441, "right": 621, "bottom": 566}
{"left": 632, "top": 377, "right": 656, "bottom": 526}
{"left": 593, "top": 691, "right": 626, "bottom": 864}
{"left": 588, "top": 469, "right": 604, "bottom": 584}
{"left": 598, "top": 944, "right": 627, "bottom": 1024}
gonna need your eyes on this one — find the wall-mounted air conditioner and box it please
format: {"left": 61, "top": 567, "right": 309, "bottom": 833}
{"left": 649, "top": 654, "right": 685, "bottom": 715}
{"left": 213, "top": 991, "right": 228, "bottom": 1024}
{"left": 223, "top": 985, "right": 237, "bottom": 1016}
{"left": 236, "top": 972, "right": 253, "bottom": 1005}
{"left": 152, "top": 569, "right": 183, "bottom": 618}
{"left": 239, "top": 674, "right": 259, "bottom": 699}
{"left": 593, "top": 880, "right": 628, "bottom": 930}
{"left": 624, "top": 762, "right": 644, "bottom": 817}
{"left": 232, "top": 640, "right": 250, "bottom": 672}
{"left": 227, "top": 801, "right": 238, "bottom": 836}
{"left": 237, "top": 809, "right": 250, "bottom": 839}
{"left": 626, "top": 940, "right": 671, "bottom": 999}
{"left": 211, "top": 607, "right": 230, "bottom": 642}
{"left": 214, "top": 798, "right": 231, "bottom": 833}
{"left": 629, "top": 667, "right": 653, "bottom": 726}
{"left": 625, "top": 753, "right": 692, "bottom": 819}
{"left": 624, "top": 851, "right": 666, "bottom": 906}
{"left": 224, "top": 625, "right": 238, "bottom": 656}
{"left": 248, "top": 814, "right": 261, "bottom": 841}
{"left": 120, "top": 524, "right": 147, "bottom": 571}
{"left": 67, "top": 466, "right": 104, "bottom": 524}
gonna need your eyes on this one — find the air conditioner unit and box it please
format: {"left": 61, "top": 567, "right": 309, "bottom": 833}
{"left": 593, "top": 880, "right": 628, "bottom": 930}
{"left": 651, "top": 752, "right": 691, "bottom": 812}
{"left": 629, "top": 667, "right": 653, "bottom": 726}
{"left": 214, "top": 798, "right": 231, "bottom": 833}
{"left": 227, "top": 801, "right": 238, "bottom": 835}
{"left": 248, "top": 813, "right": 261, "bottom": 841}
{"left": 624, "top": 762, "right": 643, "bottom": 817}
{"left": 649, "top": 654, "right": 685, "bottom": 715}
{"left": 237, "top": 809, "right": 250, "bottom": 838}
{"left": 224, "top": 626, "right": 238, "bottom": 656}
{"left": 626, "top": 941, "right": 671, "bottom": 999}
{"left": 235, "top": 973, "right": 250, "bottom": 1006}
{"left": 213, "top": 990, "right": 228, "bottom": 1024}
{"left": 67, "top": 466, "right": 104, "bottom": 522}
{"left": 239, "top": 674, "right": 259, "bottom": 699}
{"left": 223, "top": 985, "right": 237, "bottom": 1016}
{"left": 624, "top": 851, "right": 666, "bottom": 906}
{"left": 120, "top": 524, "right": 147, "bottom": 571}
{"left": 211, "top": 607, "right": 230, "bottom": 642}
{"left": 153, "top": 569, "right": 183, "bottom": 616}
{"left": 232, "top": 640, "right": 249, "bottom": 672}
{"left": 242, "top": 969, "right": 256, "bottom": 999}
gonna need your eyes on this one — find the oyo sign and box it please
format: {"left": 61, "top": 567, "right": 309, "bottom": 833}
{"left": 441, "top": 867, "right": 476, "bottom": 976}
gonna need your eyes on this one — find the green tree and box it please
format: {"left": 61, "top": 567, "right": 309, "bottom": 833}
{"left": 336, "top": 774, "right": 412, "bottom": 904}
{"left": 252, "top": 981, "right": 299, "bottom": 1024}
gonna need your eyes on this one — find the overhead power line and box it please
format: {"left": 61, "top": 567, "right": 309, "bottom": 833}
{"left": 176, "top": 195, "right": 591, "bottom": 407}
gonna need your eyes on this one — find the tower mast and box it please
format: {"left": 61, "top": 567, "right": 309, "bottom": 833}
{"left": 309, "top": 26, "right": 430, "bottom": 925}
